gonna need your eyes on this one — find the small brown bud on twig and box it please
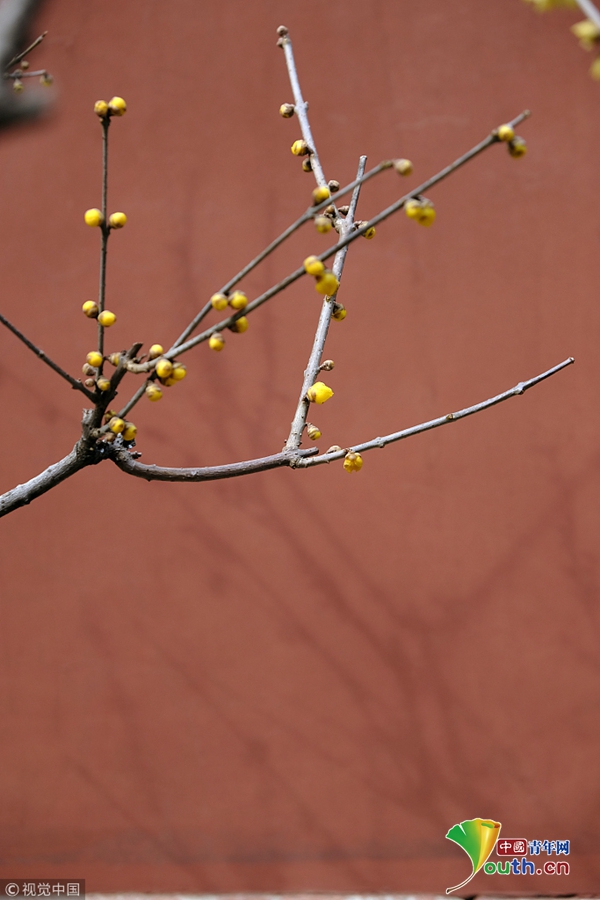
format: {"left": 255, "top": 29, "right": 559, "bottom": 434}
{"left": 20, "top": 60, "right": 29, "bottom": 70}
{"left": 84, "top": 378, "right": 95, "bottom": 388}
{"left": 302, "top": 157, "right": 313, "bottom": 172}
{"left": 279, "top": 103, "right": 295, "bottom": 118}
{"left": 277, "top": 25, "right": 289, "bottom": 36}
{"left": 324, "top": 205, "right": 336, "bottom": 217}
{"left": 306, "top": 423, "right": 322, "bottom": 441}
{"left": 338, "top": 205, "right": 349, "bottom": 216}
{"left": 326, "top": 445, "right": 342, "bottom": 454}
{"left": 328, "top": 180, "right": 340, "bottom": 193}
{"left": 82, "top": 363, "right": 96, "bottom": 377}
{"left": 320, "top": 360, "right": 335, "bottom": 371}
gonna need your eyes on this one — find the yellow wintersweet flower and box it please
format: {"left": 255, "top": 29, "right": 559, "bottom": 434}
{"left": 306, "top": 381, "right": 333, "bottom": 404}
{"left": 209, "top": 334, "right": 225, "bottom": 351}
{"left": 343, "top": 451, "right": 363, "bottom": 473}
{"left": 315, "top": 272, "right": 339, "bottom": 296}
{"left": 84, "top": 208, "right": 104, "bottom": 227}
{"left": 304, "top": 255, "right": 325, "bottom": 276}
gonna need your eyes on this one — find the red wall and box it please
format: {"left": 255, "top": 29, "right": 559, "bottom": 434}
{"left": 0, "top": 0, "right": 599, "bottom": 893}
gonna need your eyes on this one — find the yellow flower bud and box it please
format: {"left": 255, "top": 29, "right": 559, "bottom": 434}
{"left": 82, "top": 300, "right": 99, "bottom": 318}
{"left": 571, "top": 19, "right": 600, "bottom": 49}
{"left": 315, "top": 215, "right": 332, "bottom": 234}
{"left": 229, "top": 290, "right": 248, "bottom": 310}
{"left": 496, "top": 123, "right": 515, "bottom": 142}
{"left": 86, "top": 351, "right": 103, "bottom": 368}
{"left": 122, "top": 423, "right": 137, "bottom": 442}
{"left": 393, "top": 158, "right": 413, "bottom": 176}
{"left": 307, "top": 423, "right": 321, "bottom": 440}
{"left": 109, "top": 212, "right": 127, "bottom": 229}
{"left": 229, "top": 316, "right": 249, "bottom": 333}
{"left": 108, "top": 416, "right": 125, "bottom": 434}
{"left": 417, "top": 205, "right": 436, "bottom": 226}
{"left": 343, "top": 451, "right": 363, "bottom": 473}
{"left": 163, "top": 376, "right": 177, "bottom": 387}
{"left": 145, "top": 383, "right": 163, "bottom": 401}
{"left": 97, "top": 377, "right": 111, "bottom": 392}
{"left": 279, "top": 103, "right": 295, "bottom": 117}
{"left": 108, "top": 353, "right": 121, "bottom": 367}
{"left": 84, "top": 208, "right": 104, "bottom": 227}
{"left": 332, "top": 303, "right": 346, "bottom": 321}
{"left": 302, "top": 157, "right": 313, "bottom": 172}
{"left": 508, "top": 136, "right": 527, "bottom": 158}
{"left": 303, "top": 255, "right": 325, "bottom": 276}
{"left": 13, "top": 79, "right": 24, "bottom": 93}
{"left": 94, "top": 100, "right": 109, "bottom": 118}
{"left": 171, "top": 364, "right": 187, "bottom": 381}
{"left": 315, "top": 272, "right": 339, "bottom": 296}
{"left": 97, "top": 310, "right": 116, "bottom": 327}
{"left": 155, "top": 358, "right": 174, "bottom": 380}
{"left": 108, "top": 96, "right": 127, "bottom": 116}
{"left": 363, "top": 226, "right": 376, "bottom": 240}
{"left": 291, "top": 139, "right": 309, "bottom": 156}
{"left": 405, "top": 199, "right": 422, "bottom": 219}
{"left": 40, "top": 73, "right": 53, "bottom": 87}
{"left": 210, "top": 292, "right": 228, "bottom": 311}
{"left": 209, "top": 333, "right": 225, "bottom": 351}
{"left": 148, "top": 344, "right": 164, "bottom": 359}
{"left": 312, "top": 185, "right": 330, "bottom": 205}
{"left": 306, "top": 381, "right": 333, "bottom": 404}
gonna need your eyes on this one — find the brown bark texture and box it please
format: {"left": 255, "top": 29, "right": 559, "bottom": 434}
{"left": 0, "top": 0, "right": 598, "bottom": 894}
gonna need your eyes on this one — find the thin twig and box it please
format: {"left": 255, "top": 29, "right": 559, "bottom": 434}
{"left": 285, "top": 156, "right": 366, "bottom": 451}
{"left": 279, "top": 27, "right": 327, "bottom": 189}
{"left": 0, "top": 310, "right": 96, "bottom": 400}
{"left": 4, "top": 27, "right": 45, "bottom": 70}
{"left": 167, "top": 110, "right": 530, "bottom": 360}
{"left": 110, "top": 446, "right": 319, "bottom": 483}
{"left": 294, "top": 358, "right": 575, "bottom": 468}
{"left": 97, "top": 118, "right": 110, "bottom": 362}
{"left": 171, "top": 160, "right": 391, "bottom": 349}
{"left": 117, "top": 380, "right": 148, "bottom": 419}
{"left": 0, "top": 439, "right": 94, "bottom": 518}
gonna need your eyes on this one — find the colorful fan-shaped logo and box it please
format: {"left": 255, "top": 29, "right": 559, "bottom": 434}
{"left": 446, "top": 818, "right": 502, "bottom": 893}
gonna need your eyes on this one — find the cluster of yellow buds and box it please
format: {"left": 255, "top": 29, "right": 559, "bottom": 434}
{"left": 94, "top": 96, "right": 127, "bottom": 119}
{"left": 154, "top": 357, "right": 187, "bottom": 387}
{"left": 405, "top": 198, "right": 436, "bottom": 227}
{"left": 495, "top": 123, "right": 528, "bottom": 157}
{"left": 107, "top": 415, "right": 137, "bottom": 442}
{"left": 303, "top": 256, "right": 340, "bottom": 298}
{"left": 84, "top": 209, "right": 127, "bottom": 229}
{"left": 83, "top": 351, "right": 112, "bottom": 392}
{"left": 98, "top": 310, "right": 116, "bottom": 326}
{"left": 9, "top": 59, "right": 53, "bottom": 92}
{"left": 208, "top": 292, "right": 249, "bottom": 343}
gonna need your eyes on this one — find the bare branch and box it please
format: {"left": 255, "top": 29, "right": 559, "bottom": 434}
{"left": 278, "top": 25, "right": 328, "bottom": 189}
{"left": 0, "top": 437, "right": 96, "bottom": 518}
{"left": 4, "top": 25, "right": 44, "bottom": 69}
{"left": 285, "top": 156, "right": 366, "bottom": 451}
{"left": 0, "top": 310, "right": 96, "bottom": 400}
{"left": 294, "top": 358, "right": 575, "bottom": 468}
{"left": 97, "top": 118, "right": 110, "bottom": 362}
{"left": 0, "top": 0, "right": 48, "bottom": 128}
{"left": 171, "top": 160, "right": 391, "bottom": 349}
{"left": 169, "top": 110, "right": 531, "bottom": 361}
{"left": 110, "top": 446, "right": 319, "bottom": 483}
